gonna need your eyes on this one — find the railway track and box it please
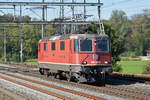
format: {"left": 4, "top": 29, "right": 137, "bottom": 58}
{"left": 1, "top": 62, "right": 150, "bottom": 84}
{"left": 105, "top": 85, "right": 150, "bottom": 100}
{"left": 16, "top": 71, "right": 150, "bottom": 100}
{"left": 0, "top": 72, "right": 105, "bottom": 100}
{"left": 0, "top": 62, "right": 150, "bottom": 100}
{"left": 110, "top": 73, "right": 150, "bottom": 84}
{"left": 0, "top": 85, "right": 26, "bottom": 100}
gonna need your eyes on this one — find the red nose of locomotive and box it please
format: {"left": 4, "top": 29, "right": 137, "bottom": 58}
{"left": 91, "top": 53, "right": 111, "bottom": 65}
{"left": 81, "top": 53, "right": 111, "bottom": 65}
{"left": 79, "top": 37, "right": 111, "bottom": 66}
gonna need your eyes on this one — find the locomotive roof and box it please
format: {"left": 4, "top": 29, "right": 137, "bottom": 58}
{"left": 39, "top": 34, "right": 109, "bottom": 41}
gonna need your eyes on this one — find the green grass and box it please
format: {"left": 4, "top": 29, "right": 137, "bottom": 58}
{"left": 118, "top": 61, "right": 150, "bottom": 74}
{"left": 24, "top": 59, "right": 38, "bottom": 65}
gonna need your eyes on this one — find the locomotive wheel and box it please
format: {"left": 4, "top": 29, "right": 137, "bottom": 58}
{"left": 67, "top": 77, "right": 71, "bottom": 82}
{"left": 45, "top": 69, "right": 50, "bottom": 77}
{"left": 66, "top": 74, "right": 71, "bottom": 82}
{"left": 75, "top": 79, "right": 81, "bottom": 83}
{"left": 49, "top": 72, "right": 55, "bottom": 79}
{"left": 39, "top": 68, "right": 44, "bottom": 75}
{"left": 100, "top": 72, "right": 106, "bottom": 86}
{"left": 66, "top": 72, "right": 72, "bottom": 82}
{"left": 55, "top": 74, "right": 60, "bottom": 79}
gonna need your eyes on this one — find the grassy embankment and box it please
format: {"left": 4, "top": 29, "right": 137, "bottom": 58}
{"left": 24, "top": 59, "right": 38, "bottom": 65}
{"left": 118, "top": 61, "right": 150, "bottom": 74}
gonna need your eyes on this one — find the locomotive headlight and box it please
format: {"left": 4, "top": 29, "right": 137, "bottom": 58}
{"left": 82, "top": 61, "right": 87, "bottom": 65}
{"left": 104, "top": 61, "right": 108, "bottom": 64}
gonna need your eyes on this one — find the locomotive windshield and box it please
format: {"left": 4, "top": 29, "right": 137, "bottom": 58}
{"left": 80, "top": 39, "right": 92, "bottom": 52}
{"left": 96, "top": 39, "right": 109, "bottom": 52}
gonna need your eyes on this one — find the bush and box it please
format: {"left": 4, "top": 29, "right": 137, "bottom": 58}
{"left": 0, "top": 56, "right": 4, "bottom": 62}
{"left": 120, "top": 51, "right": 137, "bottom": 58}
{"left": 120, "top": 57, "right": 141, "bottom": 61}
{"left": 7, "top": 53, "right": 20, "bottom": 62}
{"left": 142, "top": 62, "right": 150, "bottom": 74}
{"left": 113, "top": 63, "right": 122, "bottom": 72}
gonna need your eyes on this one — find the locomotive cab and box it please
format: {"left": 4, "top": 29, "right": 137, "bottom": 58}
{"left": 71, "top": 35, "right": 112, "bottom": 83}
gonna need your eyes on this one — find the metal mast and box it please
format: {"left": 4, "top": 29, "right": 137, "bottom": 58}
{"left": 59, "top": 0, "right": 65, "bottom": 34}
{"left": 59, "top": 0, "right": 61, "bottom": 33}
{"left": 42, "top": 0, "right": 46, "bottom": 38}
{"left": 97, "top": 0, "right": 101, "bottom": 34}
{"left": 20, "top": 5, "right": 23, "bottom": 63}
{"left": 13, "top": 5, "right": 16, "bottom": 21}
{"left": 4, "top": 27, "right": 7, "bottom": 63}
{"left": 71, "top": 0, "right": 75, "bottom": 34}
{"left": 59, "top": 0, "right": 62, "bottom": 34}
{"left": 97, "top": 0, "right": 105, "bottom": 34}
{"left": 62, "top": 0, "right": 65, "bottom": 34}
{"left": 84, "top": 0, "right": 86, "bottom": 21}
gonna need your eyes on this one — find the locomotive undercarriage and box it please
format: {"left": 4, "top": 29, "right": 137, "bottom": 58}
{"left": 38, "top": 63, "right": 112, "bottom": 84}
{"left": 70, "top": 66, "right": 112, "bottom": 83}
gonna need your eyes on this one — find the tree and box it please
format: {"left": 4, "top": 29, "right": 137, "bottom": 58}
{"left": 125, "top": 9, "right": 150, "bottom": 56}
{"left": 109, "top": 10, "right": 132, "bottom": 59}
{"left": 0, "top": 14, "right": 38, "bottom": 62}
{"left": 110, "top": 10, "right": 131, "bottom": 39}
{"left": 104, "top": 21, "right": 123, "bottom": 72}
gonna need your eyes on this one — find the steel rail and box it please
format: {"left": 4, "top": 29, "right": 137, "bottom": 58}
{"left": 110, "top": 73, "right": 150, "bottom": 84}
{"left": 0, "top": 76, "right": 71, "bottom": 100}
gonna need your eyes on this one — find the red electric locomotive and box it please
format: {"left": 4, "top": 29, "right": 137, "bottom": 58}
{"left": 38, "top": 34, "right": 112, "bottom": 83}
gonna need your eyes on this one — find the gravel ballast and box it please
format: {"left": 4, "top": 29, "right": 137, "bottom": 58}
{"left": 0, "top": 71, "right": 125, "bottom": 100}
{"left": 0, "top": 73, "right": 92, "bottom": 100}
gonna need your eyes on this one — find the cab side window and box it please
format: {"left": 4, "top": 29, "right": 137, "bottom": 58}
{"left": 44, "top": 43, "right": 47, "bottom": 51}
{"left": 51, "top": 42, "right": 56, "bottom": 50}
{"left": 60, "top": 41, "right": 65, "bottom": 50}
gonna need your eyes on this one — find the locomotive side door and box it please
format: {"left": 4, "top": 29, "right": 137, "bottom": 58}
{"left": 68, "top": 39, "right": 79, "bottom": 65}
{"left": 68, "top": 39, "right": 73, "bottom": 64}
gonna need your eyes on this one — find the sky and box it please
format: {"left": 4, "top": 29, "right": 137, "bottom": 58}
{"left": 101, "top": 0, "right": 150, "bottom": 19}
{"left": 0, "top": 0, "right": 150, "bottom": 20}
